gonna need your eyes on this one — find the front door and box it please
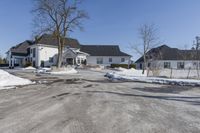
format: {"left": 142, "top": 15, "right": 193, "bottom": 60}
{"left": 66, "top": 58, "right": 73, "bottom": 65}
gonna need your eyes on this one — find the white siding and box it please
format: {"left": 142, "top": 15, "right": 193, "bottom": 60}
{"left": 87, "top": 56, "right": 130, "bottom": 66}
{"left": 30, "top": 44, "right": 58, "bottom": 67}
{"left": 30, "top": 44, "right": 130, "bottom": 67}
{"left": 136, "top": 60, "right": 200, "bottom": 69}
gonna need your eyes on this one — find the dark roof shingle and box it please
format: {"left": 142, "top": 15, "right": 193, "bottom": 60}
{"left": 135, "top": 45, "right": 200, "bottom": 63}
{"left": 10, "top": 40, "right": 33, "bottom": 56}
{"left": 35, "top": 34, "right": 80, "bottom": 48}
{"left": 80, "top": 45, "right": 131, "bottom": 56}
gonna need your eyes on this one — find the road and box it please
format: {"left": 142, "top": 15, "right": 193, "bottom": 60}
{"left": 0, "top": 69, "right": 200, "bottom": 133}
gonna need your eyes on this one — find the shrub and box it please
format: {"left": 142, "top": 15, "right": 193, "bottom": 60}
{"left": 110, "top": 64, "right": 136, "bottom": 69}
{"left": 24, "top": 61, "right": 32, "bottom": 67}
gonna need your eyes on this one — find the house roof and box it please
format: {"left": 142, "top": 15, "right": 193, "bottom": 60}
{"left": 10, "top": 40, "right": 33, "bottom": 56}
{"left": 35, "top": 34, "right": 80, "bottom": 48}
{"left": 80, "top": 45, "right": 131, "bottom": 56}
{"left": 135, "top": 45, "right": 200, "bottom": 63}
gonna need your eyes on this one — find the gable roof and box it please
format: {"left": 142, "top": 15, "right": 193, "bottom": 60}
{"left": 10, "top": 40, "right": 33, "bottom": 56}
{"left": 80, "top": 45, "right": 131, "bottom": 56}
{"left": 135, "top": 45, "right": 200, "bottom": 63}
{"left": 35, "top": 34, "right": 80, "bottom": 48}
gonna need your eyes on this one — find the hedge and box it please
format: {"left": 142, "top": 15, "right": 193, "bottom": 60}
{"left": 110, "top": 64, "right": 135, "bottom": 69}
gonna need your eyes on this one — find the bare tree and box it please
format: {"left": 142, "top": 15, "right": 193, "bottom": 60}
{"left": 132, "top": 24, "right": 159, "bottom": 74}
{"left": 32, "top": 0, "right": 88, "bottom": 68}
{"left": 192, "top": 36, "right": 200, "bottom": 78}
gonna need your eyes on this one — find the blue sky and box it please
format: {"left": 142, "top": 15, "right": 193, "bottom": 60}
{"left": 0, "top": 0, "right": 200, "bottom": 60}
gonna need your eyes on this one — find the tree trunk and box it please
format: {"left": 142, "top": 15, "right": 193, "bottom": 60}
{"left": 57, "top": 36, "right": 63, "bottom": 68}
{"left": 142, "top": 54, "right": 146, "bottom": 74}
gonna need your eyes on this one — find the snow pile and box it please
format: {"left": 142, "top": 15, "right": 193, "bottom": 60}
{"left": 0, "top": 69, "right": 32, "bottom": 89}
{"left": 105, "top": 68, "right": 200, "bottom": 86}
{"left": 114, "top": 67, "right": 147, "bottom": 77}
{"left": 35, "top": 67, "right": 51, "bottom": 73}
{"left": 50, "top": 68, "right": 78, "bottom": 75}
{"left": 24, "top": 66, "right": 36, "bottom": 70}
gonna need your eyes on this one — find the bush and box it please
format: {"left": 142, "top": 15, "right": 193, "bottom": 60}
{"left": 24, "top": 61, "right": 32, "bottom": 67}
{"left": 110, "top": 64, "right": 136, "bottom": 69}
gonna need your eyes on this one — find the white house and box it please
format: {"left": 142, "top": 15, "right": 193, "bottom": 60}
{"left": 135, "top": 45, "right": 200, "bottom": 70}
{"left": 7, "top": 34, "right": 131, "bottom": 68}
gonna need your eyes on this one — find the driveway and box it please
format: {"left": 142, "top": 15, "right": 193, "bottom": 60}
{"left": 0, "top": 69, "right": 200, "bottom": 133}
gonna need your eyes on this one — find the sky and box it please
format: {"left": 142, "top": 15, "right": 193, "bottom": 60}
{"left": 0, "top": 0, "right": 200, "bottom": 60}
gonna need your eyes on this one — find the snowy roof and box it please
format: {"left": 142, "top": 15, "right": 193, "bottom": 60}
{"left": 135, "top": 45, "right": 200, "bottom": 63}
{"left": 80, "top": 45, "right": 131, "bottom": 56}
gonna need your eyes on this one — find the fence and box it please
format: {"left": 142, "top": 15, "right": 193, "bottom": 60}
{"left": 148, "top": 68, "right": 200, "bottom": 79}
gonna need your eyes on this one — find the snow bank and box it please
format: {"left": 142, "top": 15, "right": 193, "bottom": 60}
{"left": 114, "top": 67, "right": 147, "bottom": 77}
{"left": 50, "top": 68, "right": 78, "bottom": 75}
{"left": 105, "top": 68, "right": 200, "bottom": 86}
{"left": 0, "top": 69, "right": 32, "bottom": 89}
{"left": 35, "top": 67, "right": 51, "bottom": 73}
{"left": 24, "top": 66, "right": 36, "bottom": 70}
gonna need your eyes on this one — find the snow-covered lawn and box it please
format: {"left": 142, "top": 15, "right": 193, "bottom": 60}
{"left": 50, "top": 68, "right": 78, "bottom": 75}
{"left": 0, "top": 69, "right": 32, "bottom": 89}
{"left": 105, "top": 68, "right": 200, "bottom": 86}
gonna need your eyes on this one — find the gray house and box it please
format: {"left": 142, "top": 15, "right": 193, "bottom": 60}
{"left": 135, "top": 45, "right": 200, "bottom": 70}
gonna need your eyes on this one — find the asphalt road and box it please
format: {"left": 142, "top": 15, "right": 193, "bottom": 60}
{"left": 0, "top": 69, "right": 200, "bottom": 133}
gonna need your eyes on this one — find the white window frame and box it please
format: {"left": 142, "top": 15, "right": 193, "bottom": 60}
{"left": 49, "top": 57, "right": 54, "bottom": 63}
{"left": 177, "top": 62, "right": 184, "bottom": 69}
{"left": 121, "top": 58, "right": 125, "bottom": 62}
{"left": 164, "top": 62, "right": 171, "bottom": 69}
{"left": 109, "top": 58, "right": 112, "bottom": 63}
{"left": 97, "top": 58, "right": 103, "bottom": 64}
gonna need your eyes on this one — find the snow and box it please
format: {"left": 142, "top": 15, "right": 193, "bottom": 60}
{"left": 0, "top": 69, "right": 32, "bottom": 89}
{"left": 24, "top": 66, "right": 36, "bottom": 70}
{"left": 35, "top": 67, "right": 51, "bottom": 73}
{"left": 105, "top": 68, "right": 200, "bottom": 86}
{"left": 114, "top": 67, "right": 147, "bottom": 77}
{"left": 50, "top": 68, "right": 78, "bottom": 75}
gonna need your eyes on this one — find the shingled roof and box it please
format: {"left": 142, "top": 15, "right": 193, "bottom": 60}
{"left": 135, "top": 45, "right": 200, "bottom": 63}
{"left": 35, "top": 34, "right": 80, "bottom": 48}
{"left": 80, "top": 45, "right": 131, "bottom": 56}
{"left": 10, "top": 40, "right": 33, "bottom": 56}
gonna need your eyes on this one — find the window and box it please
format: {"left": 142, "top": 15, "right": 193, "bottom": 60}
{"left": 41, "top": 61, "right": 44, "bottom": 67}
{"left": 140, "top": 63, "right": 143, "bottom": 69}
{"left": 33, "top": 48, "right": 36, "bottom": 58}
{"left": 177, "top": 62, "right": 184, "bottom": 69}
{"left": 193, "top": 62, "right": 198, "bottom": 68}
{"left": 109, "top": 58, "right": 112, "bottom": 62}
{"left": 49, "top": 57, "right": 54, "bottom": 63}
{"left": 77, "top": 58, "right": 80, "bottom": 64}
{"left": 121, "top": 58, "right": 125, "bottom": 62}
{"left": 97, "top": 58, "right": 103, "bottom": 64}
{"left": 148, "top": 63, "right": 151, "bottom": 67}
{"left": 164, "top": 62, "right": 171, "bottom": 69}
{"left": 30, "top": 49, "right": 32, "bottom": 54}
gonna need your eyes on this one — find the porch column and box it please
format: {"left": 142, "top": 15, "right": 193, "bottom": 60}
{"left": 73, "top": 58, "right": 75, "bottom": 65}
{"left": 9, "top": 57, "right": 11, "bottom": 68}
{"left": 128, "top": 57, "right": 131, "bottom": 69}
{"left": 75, "top": 57, "right": 78, "bottom": 64}
{"left": 12, "top": 58, "right": 14, "bottom": 68}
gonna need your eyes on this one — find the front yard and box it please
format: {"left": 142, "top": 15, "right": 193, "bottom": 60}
{"left": 0, "top": 69, "right": 200, "bottom": 133}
